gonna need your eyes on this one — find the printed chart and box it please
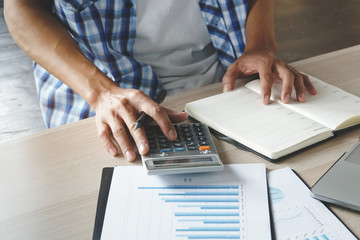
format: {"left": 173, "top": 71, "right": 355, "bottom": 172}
{"left": 268, "top": 168, "right": 357, "bottom": 240}
{"left": 100, "top": 164, "right": 271, "bottom": 240}
{"left": 139, "top": 184, "right": 246, "bottom": 239}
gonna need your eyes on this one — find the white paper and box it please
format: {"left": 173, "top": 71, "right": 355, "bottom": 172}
{"left": 100, "top": 164, "right": 271, "bottom": 240}
{"left": 268, "top": 167, "right": 357, "bottom": 240}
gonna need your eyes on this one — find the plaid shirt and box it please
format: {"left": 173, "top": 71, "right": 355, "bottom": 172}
{"left": 34, "top": 0, "right": 248, "bottom": 128}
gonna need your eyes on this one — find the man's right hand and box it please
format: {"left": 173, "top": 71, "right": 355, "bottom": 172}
{"left": 92, "top": 86, "right": 188, "bottom": 161}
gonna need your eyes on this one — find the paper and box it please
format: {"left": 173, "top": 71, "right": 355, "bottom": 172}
{"left": 268, "top": 168, "right": 357, "bottom": 240}
{"left": 100, "top": 164, "right": 271, "bottom": 240}
{"left": 245, "top": 77, "right": 360, "bottom": 130}
{"left": 185, "top": 86, "right": 332, "bottom": 159}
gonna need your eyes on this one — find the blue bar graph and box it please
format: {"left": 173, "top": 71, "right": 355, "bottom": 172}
{"left": 138, "top": 185, "right": 239, "bottom": 189}
{"left": 178, "top": 205, "right": 239, "bottom": 210}
{"left": 177, "top": 227, "right": 239, "bottom": 232}
{"left": 175, "top": 212, "right": 239, "bottom": 217}
{"left": 162, "top": 198, "right": 239, "bottom": 203}
{"left": 178, "top": 219, "right": 240, "bottom": 224}
{"left": 321, "top": 234, "right": 329, "bottom": 240}
{"left": 159, "top": 191, "right": 239, "bottom": 196}
{"left": 305, "top": 234, "right": 330, "bottom": 240}
{"left": 139, "top": 184, "right": 244, "bottom": 240}
{"left": 176, "top": 235, "right": 241, "bottom": 239}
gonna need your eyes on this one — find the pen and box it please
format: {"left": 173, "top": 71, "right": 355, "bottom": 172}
{"left": 135, "top": 89, "right": 167, "bottom": 129}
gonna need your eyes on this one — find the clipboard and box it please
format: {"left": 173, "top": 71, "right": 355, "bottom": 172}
{"left": 92, "top": 167, "right": 113, "bottom": 240}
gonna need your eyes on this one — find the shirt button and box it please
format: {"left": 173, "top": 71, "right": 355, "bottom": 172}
{"left": 125, "top": 1, "right": 133, "bottom": 8}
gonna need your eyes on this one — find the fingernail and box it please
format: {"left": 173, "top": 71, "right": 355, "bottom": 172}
{"left": 109, "top": 148, "right": 117, "bottom": 156}
{"left": 263, "top": 94, "right": 270, "bottom": 104}
{"left": 284, "top": 93, "right": 290, "bottom": 103}
{"left": 299, "top": 93, "right": 305, "bottom": 102}
{"left": 139, "top": 143, "right": 147, "bottom": 155}
{"left": 223, "top": 83, "right": 231, "bottom": 92}
{"left": 169, "top": 129, "right": 177, "bottom": 140}
{"left": 125, "top": 151, "right": 135, "bottom": 161}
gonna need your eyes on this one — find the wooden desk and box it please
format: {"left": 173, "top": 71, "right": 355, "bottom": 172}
{"left": 1, "top": 46, "right": 360, "bottom": 239}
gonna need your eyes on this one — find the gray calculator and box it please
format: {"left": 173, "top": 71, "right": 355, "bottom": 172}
{"left": 141, "top": 123, "right": 224, "bottom": 175}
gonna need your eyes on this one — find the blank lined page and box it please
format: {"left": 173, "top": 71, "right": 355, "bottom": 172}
{"left": 245, "top": 76, "right": 360, "bottom": 130}
{"left": 185, "top": 87, "right": 332, "bottom": 159}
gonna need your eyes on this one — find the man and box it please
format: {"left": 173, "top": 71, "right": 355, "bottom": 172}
{"left": 4, "top": 0, "right": 317, "bottom": 161}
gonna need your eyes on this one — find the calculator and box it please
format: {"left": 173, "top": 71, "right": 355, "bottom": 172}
{"left": 141, "top": 123, "right": 224, "bottom": 175}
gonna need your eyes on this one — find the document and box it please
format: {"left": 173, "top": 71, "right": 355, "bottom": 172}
{"left": 100, "top": 164, "right": 271, "bottom": 240}
{"left": 268, "top": 167, "right": 357, "bottom": 240}
{"left": 185, "top": 75, "right": 360, "bottom": 160}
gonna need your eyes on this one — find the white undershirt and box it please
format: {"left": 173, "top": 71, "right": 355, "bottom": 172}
{"left": 133, "top": 0, "right": 225, "bottom": 95}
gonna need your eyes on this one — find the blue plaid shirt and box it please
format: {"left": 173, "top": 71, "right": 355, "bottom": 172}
{"left": 34, "top": 0, "right": 248, "bottom": 128}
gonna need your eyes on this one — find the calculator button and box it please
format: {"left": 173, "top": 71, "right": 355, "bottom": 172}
{"left": 158, "top": 139, "right": 169, "bottom": 143}
{"left": 195, "top": 132, "right": 205, "bottom": 137}
{"left": 186, "top": 142, "right": 196, "bottom": 146}
{"left": 174, "top": 143, "right": 183, "bottom": 147}
{"left": 187, "top": 146, "right": 197, "bottom": 150}
{"left": 184, "top": 133, "right": 193, "bottom": 137}
{"left": 197, "top": 136, "right": 207, "bottom": 141}
{"left": 160, "top": 143, "right": 170, "bottom": 148}
{"left": 181, "top": 128, "right": 191, "bottom": 133}
{"left": 199, "top": 146, "right": 211, "bottom": 151}
{"left": 199, "top": 141, "right": 209, "bottom": 146}
{"left": 160, "top": 148, "right": 172, "bottom": 153}
{"left": 174, "top": 147, "right": 185, "bottom": 152}
{"left": 149, "top": 149, "right": 158, "bottom": 154}
{"left": 193, "top": 127, "right": 203, "bottom": 132}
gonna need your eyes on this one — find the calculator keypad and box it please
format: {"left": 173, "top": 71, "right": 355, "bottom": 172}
{"left": 144, "top": 123, "right": 213, "bottom": 156}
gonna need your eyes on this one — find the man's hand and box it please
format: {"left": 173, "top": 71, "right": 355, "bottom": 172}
{"left": 93, "top": 87, "right": 188, "bottom": 161}
{"left": 222, "top": 49, "right": 317, "bottom": 104}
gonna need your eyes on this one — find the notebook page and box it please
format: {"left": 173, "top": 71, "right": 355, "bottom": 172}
{"left": 100, "top": 164, "right": 271, "bottom": 240}
{"left": 185, "top": 87, "right": 332, "bottom": 159}
{"left": 268, "top": 167, "right": 357, "bottom": 240}
{"left": 245, "top": 76, "right": 360, "bottom": 130}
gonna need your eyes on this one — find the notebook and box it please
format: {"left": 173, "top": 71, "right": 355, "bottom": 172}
{"left": 185, "top": 75, "right": 360, "bottom": 161}
{"left": 311, "top": 139, "right": 360, "bottom": 212}
{"left": 99, "top": 164, "right": 272, "bottom": 240}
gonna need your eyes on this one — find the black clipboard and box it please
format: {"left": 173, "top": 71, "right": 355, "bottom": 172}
{"left": 92, "top": 167, "right": 114, "bottom": 240}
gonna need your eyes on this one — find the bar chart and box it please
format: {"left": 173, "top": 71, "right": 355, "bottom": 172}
{"left": 138, "top": 184, "right": 246, "bottom": 239}
{"left": 100, "top": 164, "right": 271, "bottom": 240}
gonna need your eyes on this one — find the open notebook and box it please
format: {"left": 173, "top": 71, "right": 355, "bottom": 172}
{"left": 185, "top": 75, "right": 360, "bottom": 161}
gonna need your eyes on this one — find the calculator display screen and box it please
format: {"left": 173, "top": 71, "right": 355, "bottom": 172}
{"left": 152, "top": 157, "right": 213, "bottom": 166}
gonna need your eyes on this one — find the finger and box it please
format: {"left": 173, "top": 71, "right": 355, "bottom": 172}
{"left": 96, "top": 120, "right": 118, "bottom": 157}
{"left": 108, "top": 117, "right": 136, "bottom": 162}
{"left": 288, "top": 66, "right": 306, "bottom": 102}
{"left": 275, "top": 63, "right": 294, "bottom": 104}
{"left": 302, "top": 73, "right": 318, "bottom": 95}
{"left": 132, "top": 91, "right": 178, "bottom": 141}
{"left": 258, "top": 66, "right": 274, "bottom": 105}
{"left": 119, "top": 106, "right": 150, "bottom": 156}
{"left": 165, "top": 108, "right": 188, "bottom": 123}
{"left": 222, "top": 63, "right": 239, "bottom": 92}
{"left": 148, "top": 104, "right": 178, "bottom": 140}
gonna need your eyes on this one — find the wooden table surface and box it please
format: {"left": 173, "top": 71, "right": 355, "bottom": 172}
{"left": 1, "top": 46, "right": 360, "bottom": 239}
